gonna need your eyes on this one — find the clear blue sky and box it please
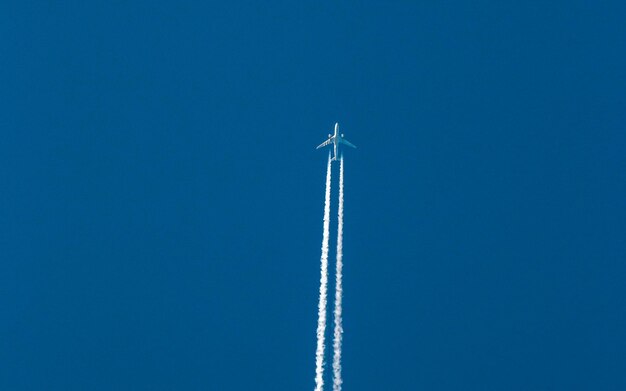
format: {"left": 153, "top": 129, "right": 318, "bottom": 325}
{"left": 1, "top": 1, "right": 625, "bottom": 390}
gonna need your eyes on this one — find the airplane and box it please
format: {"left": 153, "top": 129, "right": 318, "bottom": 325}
{"left": 316, "top": 122, "right": 356, "bottom": 161}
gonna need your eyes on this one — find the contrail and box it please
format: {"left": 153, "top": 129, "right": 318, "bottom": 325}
{"left": 315, "top": 152, "right": 332, "bottom": 391}
{"left": 332, "top": 154, "right": 344, "bottom": 391}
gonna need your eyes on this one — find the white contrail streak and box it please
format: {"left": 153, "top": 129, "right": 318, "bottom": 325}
{"left": 332, "top": 154, "right": 344, "bottom": 391}
{"left": 315, "top": 152, "right": 332, "bottom": 391}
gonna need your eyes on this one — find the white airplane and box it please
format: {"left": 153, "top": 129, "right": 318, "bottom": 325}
{"left": 316, "top": 123, "right": 356, "bottom": 161}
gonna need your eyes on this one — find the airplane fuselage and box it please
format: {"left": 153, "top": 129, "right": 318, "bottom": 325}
{"left": 331, "top": 124, "right": 340, "bottom": 161}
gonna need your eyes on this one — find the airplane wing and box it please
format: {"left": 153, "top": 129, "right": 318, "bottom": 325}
{"left": 316, "top": 139, "right": 332, "bottom": 149}
{"left": 340, "top": 139, "right": 357, "bottom": 149}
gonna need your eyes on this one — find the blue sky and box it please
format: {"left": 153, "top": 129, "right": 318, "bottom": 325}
{"left": 1, "top": 1, "right": 625, "bottom": 390}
